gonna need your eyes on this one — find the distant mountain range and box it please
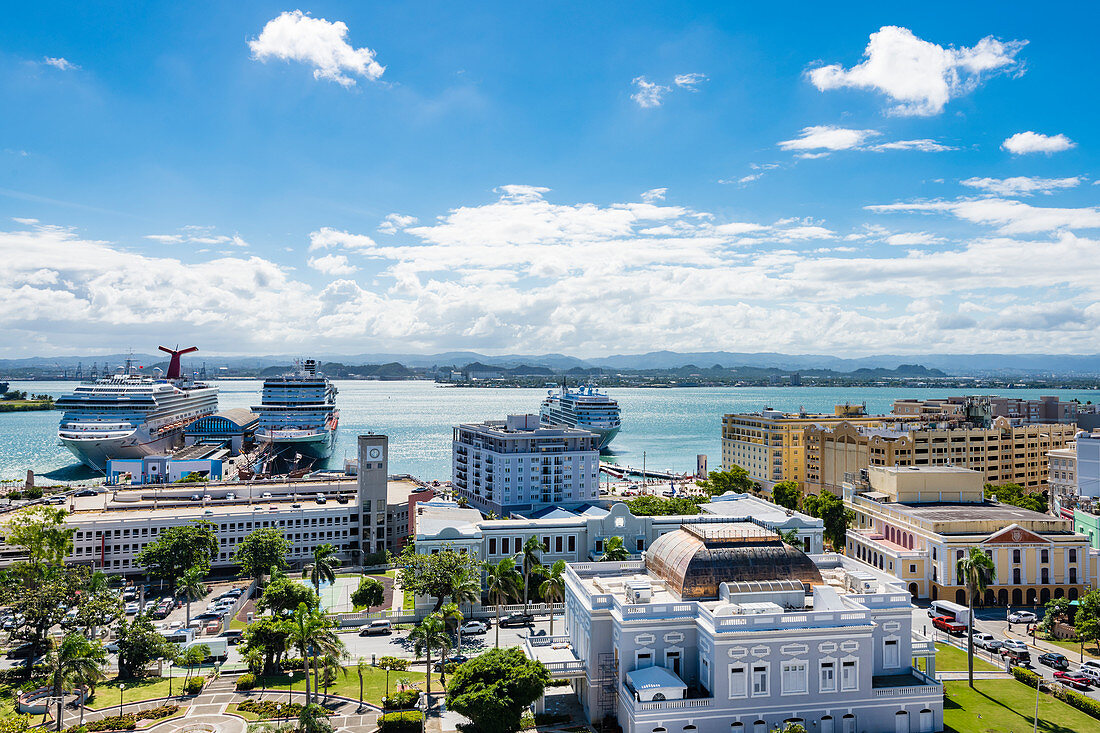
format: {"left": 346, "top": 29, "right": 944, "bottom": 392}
{"left": 4, "top": 349, "right": 1100, "bottom": 377}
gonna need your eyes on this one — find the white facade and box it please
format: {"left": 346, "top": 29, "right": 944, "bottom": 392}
{"left": 452, "top": 414, "right": 599, "bottom": 515}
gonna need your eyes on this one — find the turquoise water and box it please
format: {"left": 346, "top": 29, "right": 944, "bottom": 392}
{"left": 4, "top": 380, "right": 1099, "bottom": 483}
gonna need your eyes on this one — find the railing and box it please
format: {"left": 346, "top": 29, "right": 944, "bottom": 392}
{"left": 526, "top": 635, "right": 571, "bottom": 647}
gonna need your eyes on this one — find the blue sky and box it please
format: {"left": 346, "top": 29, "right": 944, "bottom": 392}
{"left": 2, "top": 2, "right": 1098, "bottom": 358}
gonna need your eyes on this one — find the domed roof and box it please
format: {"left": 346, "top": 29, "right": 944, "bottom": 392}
{"left": 645, "top": 523, "right": 823, "bottom": 600}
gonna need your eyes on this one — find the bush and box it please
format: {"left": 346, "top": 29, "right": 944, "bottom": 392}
{"left": 1012, "top": 666, "right": 1041, "bottom": 688}
{"left": 67, "top": 714, "right": 137, "bottom": 732}
{"left": 546, "top": 678, "right": 572, "bottom": 687}
{"left": 184, "top": 676, "right": 205, "bottom": 695}
{"left": 235, "top": 673, "right": 256, "bottom": 691}
{"left": 138, "top": 705, "right": 179, "bottom": 721}
{"left": 1053, "top": 687, "right": 1100, "bottom": 721}
{"left": 237, "top": 700, "right": 311, "bottom": 719}
{"left": 282, "top": 657, "right": 305, "bottom": 670}
{"left": 7, "top": 491, "right": 21, "bottom": 500}
{"left": 24, "top": 487, "right": 43, "bottom": 499}
{"left": 382, "top": 689, "right": 419, "bottom": 710}
{"left": 378, "top": 711, "right": 422, "bottom": 733}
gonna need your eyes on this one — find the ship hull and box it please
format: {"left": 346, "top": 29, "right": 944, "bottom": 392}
{"left": 538, "top": 411, "right": 620, "bottom": 450}
{"left": 60, "top": 428, "right": 183, "bottom": 472}
{"left": 259, "top": 429, "right": 337, "bottom": 460}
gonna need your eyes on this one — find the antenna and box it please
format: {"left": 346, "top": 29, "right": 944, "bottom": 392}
{"left": 158, "top": 345, "right": 199, "bottom": 379}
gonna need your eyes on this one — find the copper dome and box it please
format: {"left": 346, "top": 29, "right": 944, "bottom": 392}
{"left": 645, "top": 523, "right": 823, "bottom": 600}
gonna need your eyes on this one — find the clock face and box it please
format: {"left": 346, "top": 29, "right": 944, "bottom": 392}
{"left": 369, "top": 448, "right": 381, "bottom": 459}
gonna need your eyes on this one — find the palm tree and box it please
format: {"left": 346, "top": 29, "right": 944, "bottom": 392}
{"left": 303, "top": 543, "right": 339, "bottom": 598}
{"left": 441, "top": 602, "right": 464, "bottom": 658}
{"left": 450, "top": 567, "right": 481, "bottom": 610}
{"left": 175, "top": 566, "right": 207, "bottom": 627}
{"left": 484, "top": 558, "right": 521, "bottom": 648}
{"left": 519, "top": 537, "right": 544, "bottom": 613}
{"left": 47, "top": 633, "right": 107, "bottom": 731}
{"left": 288, "top": 602, "right": 343, "bottom": 704}
{"left": 957, "top": 546, "right": 996, "bottom": 688}
{"left": 600, "top": 535, "right": 629, "bottom": 561}
{"left": 356, "top": 658, "right": 368, "bottom": 711}
{"left": 319, "top": 652, "right": 347, "bottom": 701}
{"left": 409, "top": 613, "right": 450, "bottom": 700}
{"left": 177, "top": 645, "right": 207, "bottom": 689}
{"left": 538, "top": 560, "right": 567, "bottom": 636}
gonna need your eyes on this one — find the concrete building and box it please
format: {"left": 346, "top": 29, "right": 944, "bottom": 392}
{"left": 529, "top": 523, "right": 941, "bottom": 733}
{"left": 843, "top": 465, "right": 1098, "bottom": 605}
{"left": 452, "top": 414, "right": 599, "bottom": 516}
{"left": 414, "top": 492, "right": 825, "bottom": 564}
{"left": 805, "top": 417, "right": 1077, "bottom": 496}
{"left": 893, "top": 395, "right": 1085, "bottom": 425}
{"left": 721, "top": 405, "right": 894, "bottom": 491}
{"left": 106, "top": 456, "right": 223, "bottom": 485}
{"left": 1048, "top": 443, "right": 1077, "bottom": 518}
{"left": 183, "top": 408, "right": 258, "bottom": 456}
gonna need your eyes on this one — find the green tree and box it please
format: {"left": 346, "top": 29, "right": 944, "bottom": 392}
{"left": 1040, "top": 596, "right": 1075, "bottom": 635}
{"left": 177, "top": 644, "right": 208, "bottom": 688}
{"left": 115, "top": 615, "right": 171, "bottom": 679}
{"left": 319, "top": 652, "right": 347, "bottom": 701}
{"left": 697, "top": 466, "right": 753, "bottom": 497}
{"left": 1076, "top": 590, "right": 1100, "bottom": 659}
{"left": 303, "top": 543, "right": 339, "bottom": 597}
{"left": 449, "top": 567, "right": 481, "bottom": 609}
{"left": 242, "top": 616, "right": 294, "bottom": 675}
{"left": 771, "top": 480, "right": 801, "bottom": 511}
{"left": 445, "top": 647, "right": 550, "bottom": 733}
{"left": 4, "top": 505, "right": 74, "bottom": 572}
{"left": 257, "top": 576, "right": 320, "bottom": 617}
{"left": 175, "top": 566, "right": 207, "bottom": 627}
{"left": 234, "top": 528, "right": 290, "bottom": 582}
{"left": 623, "top": 495, "right": 704, "bottom": 516}
{"left": 538, "top": 560, "right": 566, "bottom": 636}
{"left": 984, "top": 482, "right": 1047, "bottom": 513}
{"left": 297, "top": 703, "right": 335, "bottom": 733}
{"left": 484, "top": 558, "right": 521, "bottom": 648}
{"left": 441, "top": 602, "right": 464, "bottom": 658}
{"left": 396, "top": 545, "right": 482, "bottom": 611}
{"left": 377, "top": 656, "right": 407, "bottom": 706}
{"left": 74, "top": 587, "right": 123, "bottom": 641}
{"left": 409, "top": 613, "right": 451, "bottom": 696}
{"left": 600, "top": 535, "right": 629, "bottom": 561}
{"left": 956, "top": 547, "right": 995, "bottom": 688}
{"left": 518, "top": 536, "right": 543, "bottom": 612}
{"left": 801, "top": 491, "right": 853, "bottom": 550}
{"left": 6, "top": 567, "right": 82, "bottom": 674}
{"left": 134, "top": 521, "right": 217, "bottom": 591}
{"left": 46, "top": 632, "right": 107, "bottom": 731}
{"left": 288, "top": 602, "right": 343, "bottom": 704}
{"left": 350, "top": 577, "right": 385, "bottom": 610}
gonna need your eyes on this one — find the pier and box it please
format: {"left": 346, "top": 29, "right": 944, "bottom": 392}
{"left": 599, "top": 461, "right": 690, "bottom": 481}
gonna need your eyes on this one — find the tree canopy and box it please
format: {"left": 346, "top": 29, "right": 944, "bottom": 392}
{"left": 396, "top": 545, "right": 482, "bottom": 611}
{"left": 770, "top": 480, "right": 801, "bottom": 511}
{"left": 446, "top": 648, "right": 550, "bottom": 733}
{"left": 257, "top": 576, "right": 320, "bottom": 617}
{"left": 801, "top": 491, "right": 852, "bottom": 550}
{"left": 242, "top": 615, "right": 294, "bottom": 675}
{"left": 984, "top": 482, "right": 1046, "bottom": 513}
{"left": 4, "top": 505, "right": 74, "bottom": 570}
{"left": 234, "top": 527, "right": 290, "bottom": 581}
{"left": 134, "top": 521, "right": 218, "bottom": 589}
{"left": 622, "top": 494, "right": 704, "bottom": 516}
{"left": 115, "top": 615, "right": 173, "bottom": 679}
{"left": 350, "top": 577, "right": 385, "bottom": 610}
{"left": 697, "top": 466, "right": 753, "bottom": 497}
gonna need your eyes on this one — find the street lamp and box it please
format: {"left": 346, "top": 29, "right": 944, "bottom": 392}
{"left": 167, "top": 660, "right": 173, "bottom": 699}
{"left": 118, "top": 683, "right": 125, "bottom": 718}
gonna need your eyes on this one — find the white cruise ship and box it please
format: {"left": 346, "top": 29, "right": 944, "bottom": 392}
{"left": 57, "top": 347, "right": 219, "bottom": 471}
{"left": 539, "top": 385, "right": 621, "bottom": 450}
{"left": 253, "top": 359, "right": 339, "bottom": 461}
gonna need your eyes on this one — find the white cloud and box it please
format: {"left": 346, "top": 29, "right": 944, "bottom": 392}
{"left": 674, "top": 73, "right": 708, "bottom": 89}
{"left": 1002, "top": 131, "right": 1076, "bottom": 155}
{"left": 808, "top": 26, "right": 1026, "bottom": 116}
{"left": 885, "top": 232, "right": 943, "bottom": 246}
{"left": 779, "top": 126, "right": 879, "bottom": 152}
{"left": 249, "top": 10, "right": 384, "bottom": 87}
{"left": 961, "top": 176, "right": 1082, "bottom": 197}
{"left": 378, "top": 213, "right": 418, "bottom": 235}
{"left": 43, "top": 57, "right": 78, "bottom": 71}
{"left": 308, "top": 253, "right": 357, "bottom": 275}
{"left": 641, "top": 188, "right": 667, "bottom": 203}
{"left": 309, "top": 227, "right": 377, "bottom": 251}
{"left": 869, "top": 197, "right": 1100, "bottom": 235}
{"left": 868, "top": 139, "right": 956, "bottom": 152}
{"left": 630, "top": 77, "right": 670, "bottom": 108}
{"left": 144, "top": 226, "right": 248, "bottom": 247}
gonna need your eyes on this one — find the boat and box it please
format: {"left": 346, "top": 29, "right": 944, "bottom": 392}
{"left": 539, "top": 384, "right": 621, "bottom": 450}
{"left": 253, "top": 359, "right": 339, "bottom": 461}
{"left": 56, "top": 347, "right": 219, "bottom": 471}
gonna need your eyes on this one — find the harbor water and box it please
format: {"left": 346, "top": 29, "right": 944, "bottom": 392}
{"left": 3, "top": 380, "right": 1099, "bottom": 484}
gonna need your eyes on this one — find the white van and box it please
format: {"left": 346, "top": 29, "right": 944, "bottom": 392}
{"left": 1078, "top": 665, "right": 1100, "bottom": 685}
{"left": 929, "top": 600, "right": 971, "bottom": 625}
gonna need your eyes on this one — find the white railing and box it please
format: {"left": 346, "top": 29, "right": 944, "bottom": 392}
{"left": 526, "top": 635, "right": 571, "bottom": 647}
{"left": 628, "top": 692, "right": 715, "bottom": 711}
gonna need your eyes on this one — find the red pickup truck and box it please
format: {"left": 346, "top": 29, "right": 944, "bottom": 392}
{"left": 933, "top": 615, "right": 967, "bottom": 636}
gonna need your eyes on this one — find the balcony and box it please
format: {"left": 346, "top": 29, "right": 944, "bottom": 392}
{"left": 870, "top": 669, "right": 941, "bottom": 698}
{"left": 523, "top": 635, "right": 585, "bottom": 678}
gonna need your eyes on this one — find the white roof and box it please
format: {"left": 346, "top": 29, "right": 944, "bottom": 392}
{"left": 627, "top": 665, "right": 687, "bottom": 690}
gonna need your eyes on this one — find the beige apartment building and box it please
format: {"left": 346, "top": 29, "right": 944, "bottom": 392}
{"left": 804, "top": 417, "right": 1077, "bottom": 496}
{"left": 844, "top": 466, "right": 1097, "bottom": 605}
{"left": 720, "top": 404, "right": 894, "bottom": 491}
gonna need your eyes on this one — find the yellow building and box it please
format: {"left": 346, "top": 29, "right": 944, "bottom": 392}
{"left": 805, "top": 417, "right": 1077, "bottom": 496}
{"left": 844, "top": 465, "right": 1097, "bottom": 605}
{"left": 720, "top": 405, "right": 894, "bottom": 490}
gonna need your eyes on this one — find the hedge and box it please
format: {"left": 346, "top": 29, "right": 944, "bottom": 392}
{"left": 63, "top": 704, "right": 180, "bottom": 733}
{"left": 237, "top": 700, "right": 318, "bottom": 719}
{"left": 1011, "top": 666, "right": 1040, "bottom": 688}
{"left": 378, "top": 711, "right": 422, "bottom": 733}
{"left": 184, "top": 677, "right": 204, "bottom": 695}
{"left": 235, "top": 673, "right": 256, "bottom": 691}
{"left": 1054, "top": 687, "right": 1100, "bottom": 721}
{"left": 382, "top": 689, "right": 419, "bottom": 710}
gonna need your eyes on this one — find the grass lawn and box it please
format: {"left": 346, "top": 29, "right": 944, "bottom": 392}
{"left": 931, "top": 642, "right": 1000, "bottom": 672}
{"left": 230, "top": 615, "right": 248, "bottom": 630}
{"left": 93, "top": 676, "right": 176, "bottom": 706}
{"left": 251, "top": 666, "right": 442, "bottom": 706}
{"left": 943, "top": 679, "right": 1100, "bottom": 732}
{"left": 1038, "top": 636, "right": 1100, "bottom": 660}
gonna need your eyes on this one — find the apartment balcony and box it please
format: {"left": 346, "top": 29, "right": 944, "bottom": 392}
{"left": 870, "top": 669, "right": 941, "bottom": 698}
{"left": 523, "top": 635, "right": 585, "bottom": 678}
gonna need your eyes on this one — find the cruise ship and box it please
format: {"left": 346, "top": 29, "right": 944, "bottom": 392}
{"left": 57, "top": 347, "right": 219, "bottom": 471}
{"left": 539, "top": 385, "right": 621, "bottom": 450}
{"left": 253, "top": 359, "right": 339, "bottom": 461}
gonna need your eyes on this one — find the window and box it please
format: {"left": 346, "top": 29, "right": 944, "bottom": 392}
{"left": 542, "top": 536, "right": 550, "bottom": 552}
{"left": 595, "top": 539, "right": 604, "bottom": 553}
{"left": 729, "top": 665, "right": 747, "bottom": 698}
{"left": 567, "top": 535, "right": 576, "bottom": 553}
{"left": 752, "top": 665, "right": 768, "bottom": 696}
{"left": 884, "top": 639, "right": 900, "bottom": 668}
{"left": 909, "top": 564, "right": 917, "bottom": 574}
{"left": 1013, "top": 568, "right": 1021, "bottom": 584}
{"left": 1041, "top": 549, "right": 1049, "bottom": 564}
{"left": 1070, "top": 548, "right": 1077, "bottom": 563}
{"left": 819, "top": 661, "right": 836, "bottom": 692}
{"left": 636, "top": 652, "right": 653, "bottom": 669}
{"left": 637, "top": 538, "right": 645, "bottom": 552}
{"left": 555, "top": 536, "right": 563, "bottom": 553}
{"left": 781, "top": 662, "right": 807, "bottom": 694}
{"left": 1071, "top": 567, "right": 1078, "bottom": 584}
{"left": 501, "top": 538, "right": 509, "bottom": 554}
{"left": 1013, "top": 549, "right": 1021, "bottom": 563}
{"left": 841, "top": 660, "right": 857, "bottom": 691}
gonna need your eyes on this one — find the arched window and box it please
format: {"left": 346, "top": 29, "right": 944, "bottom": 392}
{"left": 821, "top": 716, "right": 834, "bottom": 733}
{"left": 652, "top": 693, "right": 666, "bottom": 701}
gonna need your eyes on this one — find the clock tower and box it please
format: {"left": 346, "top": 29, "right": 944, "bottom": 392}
{"left": 357, "top": 434, "right": 388, "bottom": 555}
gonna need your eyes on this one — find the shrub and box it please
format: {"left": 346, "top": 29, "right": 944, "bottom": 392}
{"left": 24, "top": 487, "right": 43, "bottom": 499}
{"left": 138, "top": 705, "right": 179, "bottom": 721}
{"left": 67, "top": 714, "right": 137, "bottom": 732}
{"left": 7, "top": 491, "right": 21, "bottom": 500}
{"left": 235, "top": 673, "right": 256, "bottom": 691}
{"left": 378, "top": 711, "right": 422, "bottom": 733}
{"left": 382, "top": 689, "right": 419, "bottom": 710}
{"left": 184, "top": 676, "right": 205, "bottom": 695}
{"left": 546, "top": 678, "right": 572, "bottom": 687}
{"left": 237, "top": 700, "right": 310, "bottom": 719}
{"left": 1012, "top": 666, "right": 1040, "bottom": 688}
{"left": 1053, "top": 687, "right": 1100, "bottom": 721}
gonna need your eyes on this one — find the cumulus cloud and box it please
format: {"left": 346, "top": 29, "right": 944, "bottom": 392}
{"left": 630, "top": 77, "right": 670, "bottom": 107}
{"left": 961, "top": 176, "right": 1082, "bottom": 196}
{"left": 378, "top": 213, "right": 418, "bottom": 235}
{"left": 868, "top": 197, "right": 1100, "bottom": 235}
{"left": 779, "top": 126, "right": 879, "bottom": 152}
{"left": 1001, "top": 131, "right": 1076, "bottom": 155}
{"left": 308, "top": 227, "right": 377, "bottom": 251}
{"left": 249, "top": 10, "right": 385, "bottom": 87}
{"left": 808, "top": 26, "right": 1026, "bottom": 115}
{"left": 308, "top": 253, "right": 357, "bottom": 275}
{"left": 43, "top": 57, "right": 78, "bottom": 71}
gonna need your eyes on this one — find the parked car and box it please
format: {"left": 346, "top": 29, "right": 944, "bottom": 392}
{"left": 315, "top": 493, "right": 327, "bottom": 504}
{"left": 1008, "top": 611, "right": 1038, "bottom": 624}
{"left": 204, "top": 620, "right": 221, "bottom": 634}
{"left": 124, "top": 602, "right": 140, "bottom": 615}
{"left": 459, "top": 620, "right": 488, "bottom": 635}
{"left": 499, "top": 613, "right": 534, "bottom": 628}
{"left": 932, "top": 616, "right": 966, "bottom": 636}
{"left": 74, "top": 489, "right": 98, "bottom": 497}
{"left": 104, "top": 641, "right": 120, "bottom": 653}
{"left": 1081, "top": 660, "right": 1100, "bottom": 673}
{"left": 972, "top": 633, "right": 1002, "bottom": 651}
{"left": 1037, "top": 652, "right": 1070, "bottom": 670}
{"left": 6, "top": 642, "right": 37, "bottom": 659}
{"left": 193, "top": 611, "right": 221, "bottom": 622}
{"left": 433, "top": 654, "right": 469, "bottom": 672}
{"left": 359, "top": 620, "right": 393, "bottom": 636}
{"left": 1054, "top": 670, "right": 1091, "bottom": 690}
{"left": 1001, "top": 640, "right": 1028, "bottom": 653}
{"left": 221, "top": 629, "right": 244, "bottom": 645}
